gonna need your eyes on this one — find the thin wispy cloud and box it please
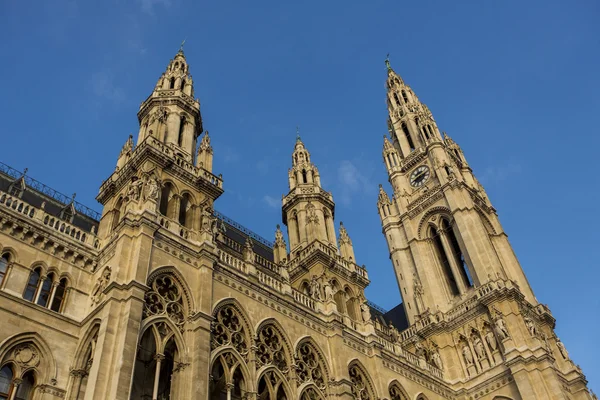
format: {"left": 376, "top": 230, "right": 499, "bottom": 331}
{"left": 90, "top": 72, "right": 125, "bottom": 104}
{"left": 337, "top": 160, "right": 374, "bottom": 206}
{"left": 263, "top": 195, "right": 280, "bottom": 209}
{"left": 479, "top": 161, "right": 522, "bottom": 184}
{"left": 138, "top": 0, "right": 172, "bottom": 15}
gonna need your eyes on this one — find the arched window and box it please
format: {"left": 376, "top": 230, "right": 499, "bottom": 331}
{"left": 348, "top": 363, "right": 375, "bottom": 400}
{"left": 296, "top": 341, "right": 327, "bottom": 391}
{"left": 50, "top": 278, "right": 68, "bottom": 312}
{"left": 178, "top": 193, "right": 192, "bottom": 228}
{"left": 393, "top": 93, "right": 401, "bottom": 106}
{"left": 23, "top": 267, "right": 42, "bottom": 302}
{"left": 36, "top": 272, "right": 54, "bottom": 307}
{"left": 257, "top": 370, "right": 288, "bottom": 400}
{"left": 130, "top": 328, "right": 157, "bottom": 399}
{"left": 302, "top": 170, "right": 308, "bottom": 184}
{"left": 0, "top": 253, "right": 10, "bottom": 288}
{"left": 112, "top": 197, "right": 124, "bottom": 232}
{"left": 401, "top": 90, "right": 408, "bottom": 103}
{"left": 14, "top": 371, "right": 34, "bottom": 400}
{"left": 209, "top": 353, "right": 246, "bottom": 400}
{"left": 331, "top": 281, "right": 345, "bottom": 314}
{"left": 427, "top": 125, "right": 434, "bottom": 138}
{"left": 401, "top": 123, "right": 415, "bottom": 151}
{"left": 178, "top": 116, "right": 186, "bottom": 147}
{"left": 181, "top": 79, "right": 186, "bottom": 90}
{"left": 442, "top": 219, "right": 473, "bottom": 287}
{"left": 0, "top": 365, "right": 13, "bottom": 400}
{"left": 169, "top": 77, "right": 175, "bottom": 89}
{"left": 430, "top": 226, "right": 459, "bottom": 296}
{"left": 389, "top": 382, "right": 409, "bottom": 400}
{"left": 159, "top": 183, "right": 173, "bottom": 217}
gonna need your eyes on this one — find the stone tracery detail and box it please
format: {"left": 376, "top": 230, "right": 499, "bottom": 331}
{"left": 296, "top": 342, "right": 326, "bottom": 390}
{"left": 389, "top": 383, "right": 409, "bottom": 400}
{"left": 143, "top": 274, "right": 186, "bottom": 330}
{"left": 256, "top": 324, "right": 288, "bottom": 373}
{"left": 211, "top": 305, "right": 249, "bottom": 359}
{"left": 348, "top": 364, "right": 373, "bottom": 400}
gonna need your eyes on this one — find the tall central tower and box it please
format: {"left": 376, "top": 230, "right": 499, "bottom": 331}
{"left": 378, "top": 58, "right": 535, "bottom": 325}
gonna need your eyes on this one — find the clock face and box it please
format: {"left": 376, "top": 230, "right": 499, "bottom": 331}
{"left": 410, "top": 165, "right": 431, "bottom": 187}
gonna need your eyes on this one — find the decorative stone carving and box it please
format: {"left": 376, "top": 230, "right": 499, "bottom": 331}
{"left": 322, "top": 277, "right": 333, "bottom": 301}
{"left": 462, "top": 343, "right": 474, "bottom": 365}
{"left": 389, "top": 322, "right": 400, "bottom": 343}
{"left": 349, "top": 365, "right": 371, "bottom": 400}
{"left": 90, "top": 266, "right": 111, "bottom": 307}
{"left": 144, "top": 176, "right": 160, "bottom": 202}
{"left": 413, "top": 273, "right": 425, "bottom": 314}
{"left": 242, "top": 237, "right": 255, "bottom": 263}
{"left": 431, "top": 350, "right": 443, "bottom": 370}
{"left": 211, "top": 305, "right": 248, "bottom": 359}
{"left": 128, "top": 178, "right": 143, "bottom": 202}
{"left": 143, "top": 274, "right": 186, "bottom": 329}
{"left": 296, "top": 342, "right": 326, "bottom": 389}
{"left": 494, "top": 315, "right": 510, "bottom": 340}
{"left": 524, "top": 316, "right": 537, "bottom": 337}
{"left": 14, "top": 344, "right": 40, "bottom": 368}
{"left": 485, "top": 327, "right": 498, "bottom": 351}
{"left": 556, "top": 338, "right": 569, "bottom": 360}
{"left": 309, "top": 275, "right": 321, "bottom": 300}
{"left": 473, "top": 335, "right": 486, "bottom": 360}
{"left": 360, "top": 302, "right": 371, "bottom": 323}
{"left": 256, "top": 325, "right": 288, "bottom": 373}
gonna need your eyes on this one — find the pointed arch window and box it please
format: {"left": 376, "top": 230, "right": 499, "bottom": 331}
{"left": 0, "top": 253, "right": 10, "bottom": 288}
{"left": 178, "top": 116, "right": 186, "bottom": 147}
{"left": 169, "top": 77, "right": 176, "bottom": 89}
{"left": 50, "top": 278, "right": 68, "bottom": 312}
{"left": 36, "top": 272, "right": 54, "bottom": 307}
{"left": 14, "top": 371, "right": 34, "bottom": 400}
{"left": 181, "top": 79, "right": 186, "bottom": 90}
{"left": 210, "top": 353, "right": 246, "bottom": 400}
{"left": 159, "top": 183, "right": 174, "bottom": 217}
{"left": 401, "top": 123, "right": 415, "bottom": 151}
{"left": 430, "top": 226, "right": 459, "bottom": 296}
{"left": 302, "top": 169, "right": 308, "bottom": 184}
{"left": 23, "top": 267, "right": 41, "bottom": 302}
{"left": 0, "top": 365, "right": 13, "bottom": 400}
{"left": 401, "top": 90, "right": 408, "bottom": 103}
{"left": 178, "top": 193, "right": 192, "bottom": 228}
{"left": 257, "top": 371, "right": 288, "bottom": 400}
{"left": 393, "top": 93, "right": 401, "bottom": 106}
{"left": 442, "top": 219, "right": 473, "bottom": 287}
{"left": 112, "top": 197, "right": 124, "bottom": 232}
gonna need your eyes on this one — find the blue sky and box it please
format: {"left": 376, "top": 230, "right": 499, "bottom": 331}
{"left": 1, "top": 0, "right": 598, "bottom": 392}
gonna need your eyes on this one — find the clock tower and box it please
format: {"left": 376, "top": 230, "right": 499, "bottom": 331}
{"left": 378, "top": 58, "right": 535, "bottom": 325}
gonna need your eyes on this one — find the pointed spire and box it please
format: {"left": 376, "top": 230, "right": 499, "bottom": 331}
{"left": 198, "top": 131, "right": 212, "bottom": 153}
{"left": 383, "top": 135, "right": 394, "bottom": 151}
{"left": 339, "top": 222, "right": 352, "bottom": 245}
{"left": 385, "top": 53, "right": 392, "bottom": 72}
{"left": 179, "top": 38, "right": 186, "bottom": 54}
{"left": 377, "top": 184, "right": 391, "bottom": 205}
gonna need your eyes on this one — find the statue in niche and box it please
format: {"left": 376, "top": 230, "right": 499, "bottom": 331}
{"left": 415, "top": 342, "right": 426, "bottom": 359}
{"left": 360, "top": 302, "right": 371, "bottom": 323}
{"left": 389, "top": 322, "right": 400, "bottom": 343}
{"left": 495, "top": 315, "right": 510, "bottom": 340}
{"left": 473, "top": 335, "right": 486, "bottom": 360}
{"left": 556, "top": 338, "right": 569, "bottom": 360}
{"left": 431, "top": 350, "right": 443, "bottom": 370}
{"left": 128, "top": 178, "right": 143, "bottom": 201}
{"left": 485, "top": 328, "right": 497, "bottom": 351}
{"left": 145, "top": 176, "right": 160, "bottom": 202}
{"left": 524, "top": 316, "right": 537, "bottom": 337}
{"left": 90, "top": 266, "right": 112, "bottom": 307}
{"left": 309, "top": 275, "right": 321, "bottom": 300}
{"left": 462, "top": 343, "right": 474, "bottom": 365}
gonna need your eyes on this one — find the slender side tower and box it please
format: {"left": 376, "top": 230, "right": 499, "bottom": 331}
{"left": 378, "top": 57, "right": 591, "bottom": 398}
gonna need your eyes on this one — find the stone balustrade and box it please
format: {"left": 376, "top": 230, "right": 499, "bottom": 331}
{"left": 287, "top": 240, "right": 368, "bottom": 280}
{"left": 0, "top": 190, "right": 99, "bottom": 249}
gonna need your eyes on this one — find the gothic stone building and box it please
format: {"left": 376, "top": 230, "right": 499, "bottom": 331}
{"left": 0, "top": 49, "right": 593, "bottom": 400}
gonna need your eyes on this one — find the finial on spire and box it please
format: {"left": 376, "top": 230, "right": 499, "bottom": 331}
{"left": 21, "top": 168, "right": 28, "bottom": 177}
{"left": 296, "top": 126, "right": 301, "bottom": 141}
{"left": 179, "top": 38, "right": 186, "bottom": 53}
{"left": 71, "top": 193, "right": 77, "bottom": 203}
{"left": 385, "top": 53, "right": 391, "bottom": 71}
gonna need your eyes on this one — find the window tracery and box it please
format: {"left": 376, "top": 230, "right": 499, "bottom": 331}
{"left": 256, "top": 325, "right": 288, "bottom": 373}
{"left": 295, "top": 342, "right": 326, "bottom": 390}
{"left": 143, "top": 275, "right": 186, "bottom": 330}
{"left": 300, "top": 387, "right": 324, "bottom": 400}
{"left": 211, "top": 305, "right": 249, "bottom": 359}
{"left": 389, "top": 383, "right": 409, "bottom": 400}
{"left": 348, "top": 364, "right": 373, "bottom": 400}
{"left": 257, "top": 370, "right": 288, "bottom": 400}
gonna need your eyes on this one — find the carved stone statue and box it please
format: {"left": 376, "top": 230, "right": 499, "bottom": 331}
{"left": 323, "top": 278, "right": 333, "bottom": 301}
{"left": 462, "top": 343, "right": 473, "bottom": 365}
{"left": 413, "top": 273, "right": 425, "bottom": 314}
{"left": 389, "top": 322, "right": 400, "bottom": 344}
{"left": 524, "top": 316, "right": 537, "bottom": 337}
{"left": 495, "top": 316, "right": 510, "bottom": 340}
{"left": 128, "top": 178, "right": 143, "bottom": 201}
{"left": 415, "top": 342, "right": 426, "bottom": 359}
{"left": 309, "top": 275, "right": 321, "bottom": 300}
{"left": 485, "top": 329, "right": 497, "bottom": 351}
{"left": 90, "top": 266, "right": 112, "bottom": 307}
{"left": 360, "top": 302, "right": 371, "bottom": 323}
{"left": 145, "top": 177, "right": 160, "bottom": 202}
{"left": 431, "top": 350, "right": 443, "bottom": 370}
{"left": 473, "top": 335, "right": 486, "bottom": 360}
{"left": 556, "top": 338, "right": 569, "bottom": 360}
